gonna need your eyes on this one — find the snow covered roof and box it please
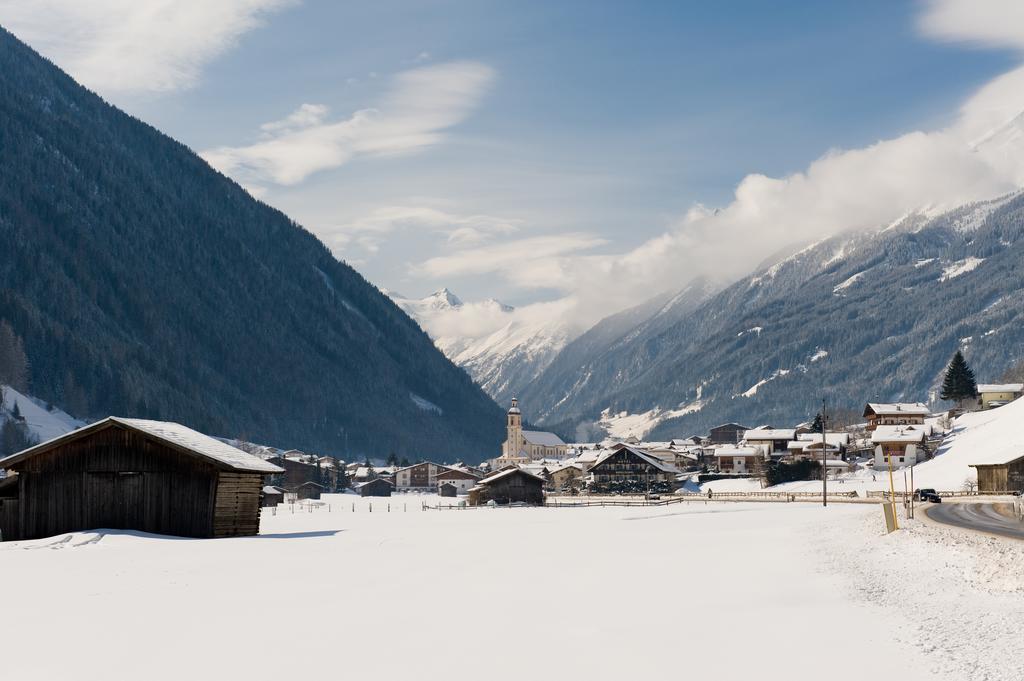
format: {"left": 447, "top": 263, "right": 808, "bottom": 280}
{"left": 744, "top": 428, "right": 796, "bottom": 441}
{"left": 435, "top": 468, "right": 481, "bottom": 480}
{"left": 870, "top": 426, "right": 926, "bottom": 444}
{"left": 713, "top": 446, "right": 762, "bottom": 457}
{"left": 477, "top": 467, "right": 546, "bottom": 485}
{"left": 977, "top": 383, "right": 1023, "bottom": 394}
{"left": 864, "top": 402, "right": 930, "bottom": 417}
{"left": 797, "top": 432, "right": 850, "bottom": 446}
{"left": 522, "top": 430, "right": 566, "bottom": 447}
{"left": 590, "top": 445, "right": 678, "bottom": 473}
{"left": 0, "top": 417, "right": 284, "bottom": 474}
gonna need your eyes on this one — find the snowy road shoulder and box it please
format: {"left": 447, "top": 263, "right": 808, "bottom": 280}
{"left": 814, "top": 505, "right": 1024, "bottom": 681}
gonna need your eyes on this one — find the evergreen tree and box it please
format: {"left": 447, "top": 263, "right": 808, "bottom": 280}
{"left": 940, "top": 351, "right": 979, "bottom": 407}
{"left": 810, "top": 412, "right": 824, "bottom": 433}
{"left": 10, "top": 401, "right": 22, "bottom": 422}
{"left": 386, "top": 452, "right": 398, "bottom": 466}
{"left": 0, "top": 320, "right": 29, "bottom": 392}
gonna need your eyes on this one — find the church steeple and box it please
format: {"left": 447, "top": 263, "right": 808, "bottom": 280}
{"left": 505, "top": 397, "right": 523, "bottom": 457}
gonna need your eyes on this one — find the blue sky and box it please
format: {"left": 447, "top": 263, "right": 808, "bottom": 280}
{"left": 3, "top": 0, "right": 1024, "bottom": 323}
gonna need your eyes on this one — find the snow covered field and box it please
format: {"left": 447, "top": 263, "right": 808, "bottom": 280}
{"left": 2, "top": 494, "right": 1021, "bottom": 680}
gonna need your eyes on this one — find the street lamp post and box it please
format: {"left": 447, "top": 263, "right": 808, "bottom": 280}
{"left": 821, "top": 399, "right": 827, "bottom": 508}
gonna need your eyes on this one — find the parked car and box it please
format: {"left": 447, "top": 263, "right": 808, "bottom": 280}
{"left": 914, "top": 488, "right": 937, "bottom": 501}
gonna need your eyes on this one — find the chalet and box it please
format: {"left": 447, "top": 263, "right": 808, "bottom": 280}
{"left": 645, "top": 444, "right": 699, "bottom": 471}
{"left": 394, "top": 461, "right": 450, "bottom": 491}
{"left": 743, "top": 428, "right": 796, "bottom": 454}
{"left": 870, "top": 426, "right": 927, "bottom": 469}
{"left": 588, "top": 445, "right": 678, "bottom": 492}
{"left": 435, "top": 467, "right": 481, "bottom": 495}
{"left": 863, "top": 403, "right": 930, "bottom": 431}
{"left": 970, "top": 452, "right": 1024, "bottom": 493}
{"left": 356, "top": 478, "right": 394, "bottom": 497}
{"left": 976, "top": 383, "right": 1024, "bottom": 410}
{"left": 548, "top": 463, "right": 583, "bottom": 492}
{"left": 468, "top": 468, "right": 546, "bottom": 506}
{"left": 713, "top": 446, "right": 763, "bottom": 475}
{"left": 708, "top": 423, "right": 750, "bottom": 445}
{"left": 497, "top": 398, "right": 568, "bottom": 466}
{"left": 0, "top": 417, "right": 283, "bottom": 541}
{"left": 788, "top": 432, "right": 850, "bottom": 460}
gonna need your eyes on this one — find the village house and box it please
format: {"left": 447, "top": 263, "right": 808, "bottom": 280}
{"left": 871, "top": 425, "right": 927, "bottom": 469}
{"left": 434, "top": 467, "right": 481, "bottom": 495}
{"left": 394, "top": 461, "right": 450, "bottom": 491}
{"left": 0, "top": 417, "right": 283, "bottom": 541}
{"left": 743, "top": 428, "right": 796, "bottom": 454}
{"left": 644, "top": 443, "right": 699, "bottom": 471}
{"left": 788, "top": 432, "right": 850, "bottom": 460}
{"left": 713, "top": 445, "right": 763, "bottom": 475}
{"left": 863, "top": 403, "right": 930, "bottom": 431}
{"left": 708, "top": 423, "right": 751, "bottom": 445}
{"left": 587, "top": 445, "right": 678, "bottom": 492}
{"left": 547, "top": 463, "right": 584, "bottom": 492}
{"left": 493, "top": 399, "right": 568, "bottom": 469}
{"left": 468, "top": 468, "right": 546, "bottom": 506}
{"left": 976, "top": 383, "right": 1024, "bottom": 410}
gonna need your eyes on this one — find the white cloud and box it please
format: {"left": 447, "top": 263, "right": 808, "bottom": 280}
{"left": 413, "top": 233, "right": 609, "bottom": 291}
{"left": 406, "top": 1, "right": 1024, "bottom": 330}
{"left": 201, "top": 61, "right": 495, "bottom": 186}
{"left": 0, "top": 0, "right": 294, "bottom": 94}
{"left": 918, "top": 0, "right": 1024, "bottom": 51}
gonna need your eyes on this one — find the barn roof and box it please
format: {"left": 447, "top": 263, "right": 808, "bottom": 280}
{"left": 0, "top": 417, "right": 284, "bottom": 474}
{"left": 863, "top": 403, "right": 930, "bottom": 417}
{"left": 477, "top": 467, "right": 546, "bottom": 485}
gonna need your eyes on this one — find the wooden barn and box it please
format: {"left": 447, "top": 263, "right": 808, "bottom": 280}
{"left": 293, "top": 481, "right": 326, "bottom": 500}
{"left": 0, "top": 417, "right": 283, "bottom": 541}
{"left": 970, "top": 452, "right": 1024, "bottom": 493}
{"left": 356, "top": 478, "right": 393, "bottom": 497}
{"left": 468, "top": 468, "right": 545, "bottom": 506}
{"left": 261, "top": 485, "right": 285, "bottom": 507}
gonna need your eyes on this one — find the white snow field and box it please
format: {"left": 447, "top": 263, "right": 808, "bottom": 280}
{"left": 3, "top": 494, "right": 1022, "bottom": 681}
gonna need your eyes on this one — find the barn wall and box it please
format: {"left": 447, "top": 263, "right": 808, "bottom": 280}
{"left": 213, "top": 472, "right": 263, "bottom": 538}
{"left": 975, "top": 465, "right": 1008, "bottom": 493}
{"left": 14, "top": 426, "right": 218, "bottom": 540}
{"left": 0, "top": 498, "right": 19, "bottom": 541}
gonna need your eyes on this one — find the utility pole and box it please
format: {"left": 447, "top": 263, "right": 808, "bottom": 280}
{"left": 822, "top": 398, "right": 827, "bottom": 508}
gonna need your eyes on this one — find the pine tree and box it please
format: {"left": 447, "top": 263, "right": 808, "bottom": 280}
{"left": 940, "top": 351, "right": 979, "bottom": 407}
{"left": 810, "top": 412, "right": 824, "bottom": 433}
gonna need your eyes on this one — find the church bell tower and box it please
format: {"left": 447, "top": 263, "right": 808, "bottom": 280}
{"left": 505, "top": 397, "right": 524, "bottom": 457}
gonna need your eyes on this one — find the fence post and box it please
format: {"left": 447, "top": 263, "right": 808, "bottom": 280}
{"left": 369, "top": 503, "right": 372, "bottom": 513}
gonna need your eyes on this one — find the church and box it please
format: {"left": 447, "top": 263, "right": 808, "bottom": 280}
{"left": 492, "top": 398, "right": 568, "bottom": 468}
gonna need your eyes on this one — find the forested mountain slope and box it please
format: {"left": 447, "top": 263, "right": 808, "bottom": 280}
{"left": 0, "top": 27, "right": 503, "bottom": 461}
{"left": 525, "top": 195, "right": 1024, "bottom": 439}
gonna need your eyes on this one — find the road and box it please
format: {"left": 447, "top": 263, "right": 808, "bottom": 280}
{"left": 925, "top": 501, "right": 1024, "bottom": 540}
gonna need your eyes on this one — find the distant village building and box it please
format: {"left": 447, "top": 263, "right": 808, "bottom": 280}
{"left": 708, "top": 423, "right": 750, "bottom": 445}
{"left": 713, "top": 445, "right": 762, "bottom": 475}
{"left": 588, "top": 445, "right": 678, "bottom": 491}
{"left": 468, "top": 468, "right": 546, "bottom": 506}
{"left": 743, "top": 428, "right": 796, "bottom": 454}
{"left": 294, "top": 481, "right": 325, "bottom": 500}
{"left": 976, "top": 384, "right": 1023, "bottom": 410}
{"left": 863, "top": 403, "right": 930, "bottom": 431}
{"left": 435, "top": 467, "right": 481, "bottom": 495}
{"left": 870, "top": 425, "right": 927, "bottom": 469}
{"left": 394, "top": 462, "right": 450, "bottom": 491}
{"left": 439, "top": 482, "right": 458, "bottom": 497}
{"left": 356, "top": 478, "right": 393, "bottom": 497}
{"left": 494, "top": 398, "right": 567, "bottom": 469}
{"left": 548, "top": 463, "right": 583, "bottom": 492}
{"left": 261, "top": 485, "right": 285, "bottom": 507}
{"left": 0, "top": 417, "right": 283, "bottom": 541}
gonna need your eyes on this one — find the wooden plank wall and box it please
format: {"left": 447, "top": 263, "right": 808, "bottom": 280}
{"left": 15, "top": 426, "right": 218, "bottom": 539}
{"left": 213, "top": 472, "right": 263, "bottom": 537}
{"left": 0, "top": 499, "right": 20, "bottom": 541}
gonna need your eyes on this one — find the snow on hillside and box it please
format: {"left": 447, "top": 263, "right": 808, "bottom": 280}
{"left": 939, "top": 256, "right": 984, "bottom": 282}
{"left": 1, "top": 385, "right": 85, "bottom": 443}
